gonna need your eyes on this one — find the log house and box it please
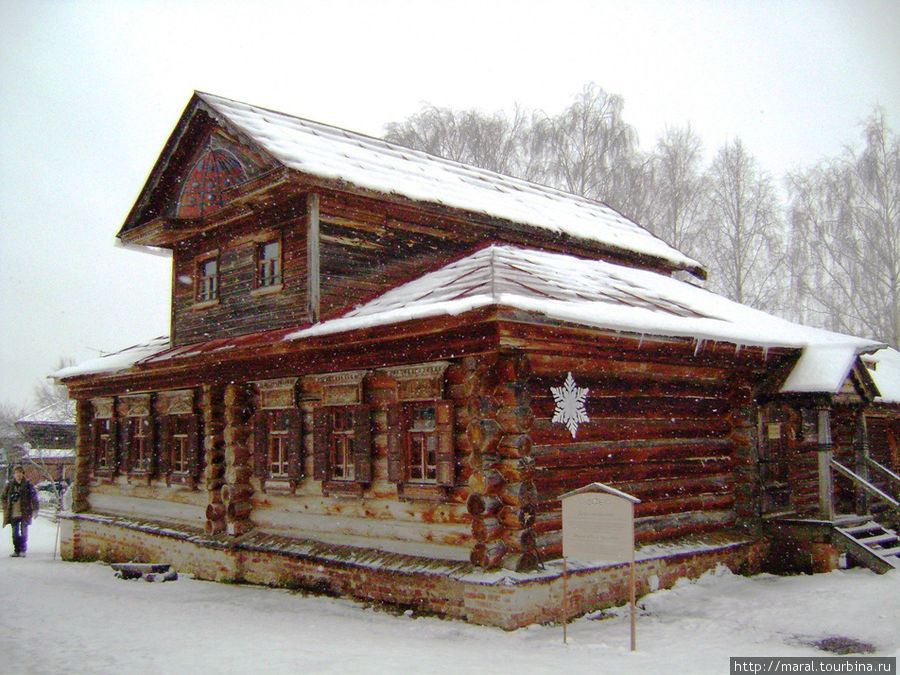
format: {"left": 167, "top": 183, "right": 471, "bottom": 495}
{"left": 53, "top": 93, "right": 900, "bottom": 626}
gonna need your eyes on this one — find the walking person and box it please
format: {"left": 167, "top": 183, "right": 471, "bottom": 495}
{"left": 2, "top": 466, "right": 40, "bottom": 557}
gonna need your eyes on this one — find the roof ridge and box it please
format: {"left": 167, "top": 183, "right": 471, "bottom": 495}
{"left": 195, "top": 92, "right": 650, "bottom": 229}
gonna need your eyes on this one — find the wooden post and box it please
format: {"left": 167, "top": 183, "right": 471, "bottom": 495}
{"left": 818, "top": 408, "right": 835, "bottom": 520}
{"left": 630, "top": 547, "right": 636, "bottom": 651}
{"left": 306, "top": 192, "right": 320, "bottom": 324}
{"left": 562, "top": 556, "right": 568, "bottom": 644}
{"left": 856, "top": 413, "right": 871, "bottom": 515}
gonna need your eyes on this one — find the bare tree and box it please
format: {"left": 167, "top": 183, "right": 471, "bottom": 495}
{"left": 788, "top": 109, "right": 900, "bottom": 344}
{"left": 383, "top": 104, "right": 535, "bottom": 177}
{"left": 644, "top": 124, "right": 707, "bottom": 256}
{"left": 542, "top": 84, "right": 641, "bottom": 209}
{"left": 33, "top": 357, "right": 75, "bottom": 409}
{"left": 700, "top": 139, "right": 785, "bottom": 311}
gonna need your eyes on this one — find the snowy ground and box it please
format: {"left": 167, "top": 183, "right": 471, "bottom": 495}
{"left": 1, "top": 518, "right": 897, "bottom": 674}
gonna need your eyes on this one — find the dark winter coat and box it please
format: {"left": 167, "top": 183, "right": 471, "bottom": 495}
{"left": 1, "top": 478, "right": 40, "bottom": 527}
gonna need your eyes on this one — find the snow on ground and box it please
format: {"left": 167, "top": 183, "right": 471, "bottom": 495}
{"left": 1, "top": 518, "right": 897, "bottom": 674}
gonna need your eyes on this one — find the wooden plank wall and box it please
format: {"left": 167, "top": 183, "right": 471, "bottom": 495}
{"left": 172, "top": 213, "right": 308, "bottom": 345}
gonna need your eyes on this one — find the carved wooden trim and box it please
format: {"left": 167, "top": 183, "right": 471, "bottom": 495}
{"left": 157, "top": 389, "right": 195, "bottom": 416}
{"left": 381, "top": 361, "right": 449, "bottom": 401}
{"left": 313, "top": 370, "right": 367, "bottom": 405}
{"left": 118, "top": 394, "right": 151, "bottom": 418}
{"left": 253, "top": 377, "right": 298, "bottom": 410}
{"left": 91, "top": 397, "right": 115, "bottom": 419}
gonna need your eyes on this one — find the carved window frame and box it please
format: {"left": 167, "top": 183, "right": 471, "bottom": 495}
{"left": 119, "top": 394, "right": 153, "bottom": 481}
{"left": 252, "top": 378, "right": 302, "bottom": 492}
{"left": 382, "top": 362, "right": 454, "bottom": 501}
{"left": 311, "top": 371, "right": 372, "bottom": 497}
{"left": 156, "top": 390, "right": 201, "bottom": 488}
{"left": 90, "top": 397, "right": 117, "bottom": 478}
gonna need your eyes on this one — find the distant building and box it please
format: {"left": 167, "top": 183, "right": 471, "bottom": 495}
{"left": 15, "top": 399, "right": 76, "bottom": 484}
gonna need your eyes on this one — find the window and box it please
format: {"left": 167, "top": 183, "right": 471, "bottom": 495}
{"left": 171, "top": 432, "right": 189, "bottom": 473}
{"left": 408, "top": 406, "right": 438, "bottom": 483}
{"left": 196, "top": 256, "right": 218, "bottom": 302}
{"left": 256, "top": 239, "right": 282, "bottom": 288}
{"left": 313, "top": 405, "right": 372, "bottom": 487}
{"left": 387, "top": 401, "right": 454, "bottom": 491}
{"left": 252, "top": 408, "right": 301, "bottom": 486}
{"left": 329, "top": 409, "right": 356, "bottom": 481}
{"left": 162, "top": 415, "right": 198, "bottom": 476}
{"left": 92, "top": 418, "right": 117, "bottom": 473}
{"left": 125, "top": 416, "right": 153, "bottom": 473}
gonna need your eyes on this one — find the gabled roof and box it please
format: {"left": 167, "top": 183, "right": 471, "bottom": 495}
{"left": 863, "top": 348, "right": 900, "bottom": 404}
{"left": 54, "top": 245, "right": 880, "bottom": 384}
{"left": 121, "top": 91, "right": 702, "bottom": 274}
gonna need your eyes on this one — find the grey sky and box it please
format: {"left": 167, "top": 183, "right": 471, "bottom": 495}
{"left": 1, "top": 0, "right": 898, "bottom": 408}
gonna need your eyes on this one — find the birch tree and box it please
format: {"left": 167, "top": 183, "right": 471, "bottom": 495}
{"left": 644, "top": 124, "right": 707, "bottom": 256}
{"left": 788, "top": 110, "right": 900, "bottom": 345}
{"left": 700, "top": 139, "right": 785, "bottom": 311}
{"left": 542, "top": 84, "right": 643, "bottom": 214}
{"left": 383, "top": 105, "right": 535, "bottom": 177}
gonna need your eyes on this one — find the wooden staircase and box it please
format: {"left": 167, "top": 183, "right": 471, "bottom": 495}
{"left": 832, "top": 514, "right": 900, "bottom": 574}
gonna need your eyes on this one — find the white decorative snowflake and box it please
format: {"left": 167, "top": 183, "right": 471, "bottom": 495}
{"left": 551, "top": 372, "right": 590, "bottom": 438}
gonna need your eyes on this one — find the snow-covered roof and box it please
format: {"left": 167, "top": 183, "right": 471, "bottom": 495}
{"left": 24, "top": 446, "right": 75, "bottom": 460}
{"left": 288, "top": 245, "right": 879, "bottom": 354}
{"left": 17, "top": 399, "right": 76, "bottom": 426}
{"left": 863, "top": 347, "right": 900, "bottom": 404}
{"left": 779, "top": 344, "right": 862, "bottom": 395}
{"left": 194, "top": 92, "right": 701, "bottom": 273}
{"left": 52, "top": 336, "right": 170, "bottom": 381}
{"left": 54, "top": 247, "right": 881, "bottom": 390}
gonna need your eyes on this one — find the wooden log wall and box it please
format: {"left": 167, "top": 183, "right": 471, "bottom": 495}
{"left": 459, "top": 351, "right": 539, "bottom": 572}
{"left": 223, "top": 383, "right": 255, "bottom": 536}
{"left": 526, "top": 350, "right": 755, "bottom": 562}
{"left": 866, "top": 412, "right": 900, "bottom": 473}
{"left": 73, "top": 399, "right": 93, "bottom": 512}
{"left": 203, "top": 384, "right": 227, "bottom": 534}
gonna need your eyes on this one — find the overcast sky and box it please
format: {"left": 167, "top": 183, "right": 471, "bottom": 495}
{"left": 1, "top": 0, "right": 898, "bottom": 410}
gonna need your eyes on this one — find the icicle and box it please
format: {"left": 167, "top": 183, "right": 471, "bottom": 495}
{"left": 693, "top": 339, "right": 704, "bottom": 356}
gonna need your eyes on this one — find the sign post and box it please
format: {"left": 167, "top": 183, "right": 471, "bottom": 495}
{"left": 560, "top": 483, "right": 640, "bottom": 649}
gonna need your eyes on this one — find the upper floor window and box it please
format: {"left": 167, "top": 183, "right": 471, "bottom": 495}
{"left": 196, "top": 256, "right": 218, "bottom": 303}
{"left": 256, "top": 239, "right": 282, "bottom": 288}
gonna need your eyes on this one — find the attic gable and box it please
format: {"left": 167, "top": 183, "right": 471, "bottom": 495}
{"left": 118, "top": 93, "right": 278, "bottom": 246}
{"left": 119, "top": 92, "right": 705, "bottom": 275}
{"left": 174, "top": 128, "right": 270, "bottom": 219}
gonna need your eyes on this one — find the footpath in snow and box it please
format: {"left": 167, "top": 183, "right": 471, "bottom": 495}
{"left": 0, "top": 517, "right": 897, "bottom": 674}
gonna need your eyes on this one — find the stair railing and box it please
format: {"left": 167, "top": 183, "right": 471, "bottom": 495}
{"left": 831, "top": 459, "right": 900, "bottom": 515}
{"left": 865, "top": 457, "right": 900, "bottom": 497}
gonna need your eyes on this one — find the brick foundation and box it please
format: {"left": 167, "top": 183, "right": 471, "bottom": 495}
{"left": 61, "top": 514, "right": 769, "bottom": 629}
